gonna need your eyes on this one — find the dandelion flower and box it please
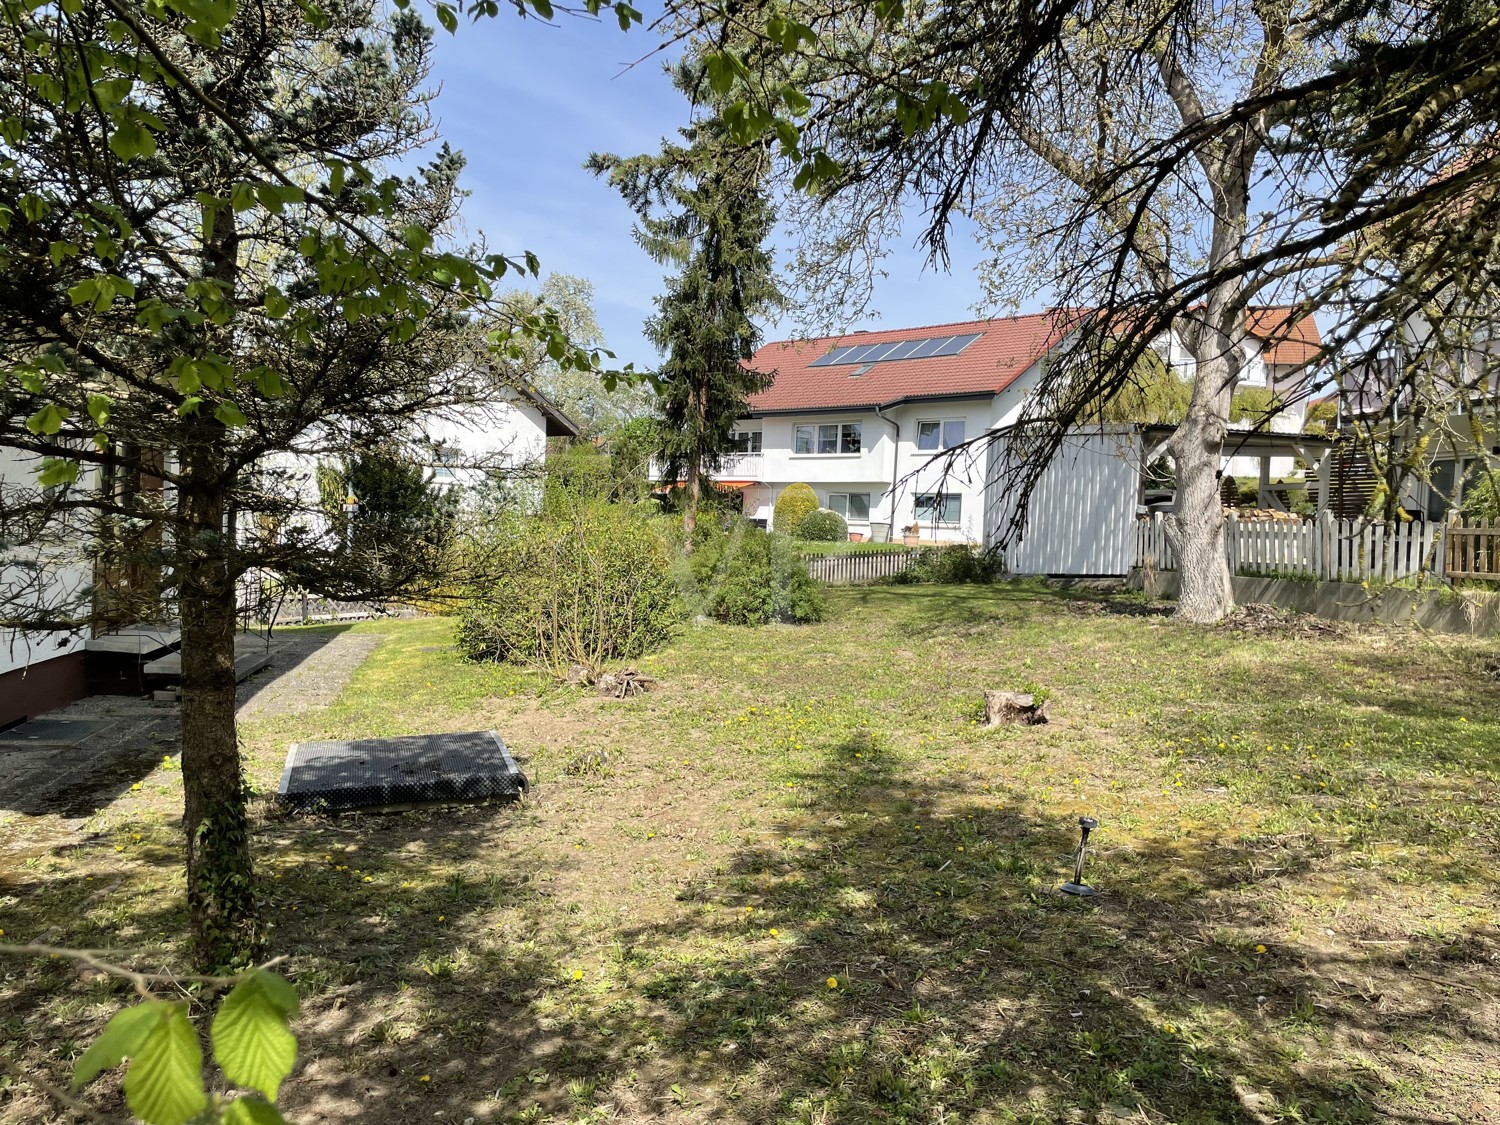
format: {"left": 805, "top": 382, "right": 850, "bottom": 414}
{"left": 419, "top": 1075, "right": 431, "bottom": 1083}
{"left": 572, "top": 969, "right": 584, "bottom": 981}
{"left": 1163, "top": 1023, "right": 1177, "bottom": 1035}
{"left": 826, "top": 977, "right": 839, "bottom": 989}
{"left": 130, "top": 783, "right": 141, "bottom": 791}
{"left": 1254, "top": 944, "right": 1267, "bottom": 954}
{"left": 769, "top": 928, "right": 779, "bottom": 937}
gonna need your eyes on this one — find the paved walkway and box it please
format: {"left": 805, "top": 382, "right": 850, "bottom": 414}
{"left": 0, "top": 630, "right": 383, "bottom": 828}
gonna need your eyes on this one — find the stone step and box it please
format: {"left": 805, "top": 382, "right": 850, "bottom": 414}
{"left": 84, "top": 623, "right": 180, "bottom": 656}
{"left": 143, "top": 637, "right": 273, "bottom": 682}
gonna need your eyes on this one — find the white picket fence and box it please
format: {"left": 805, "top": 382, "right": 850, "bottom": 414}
{"left": 1134, "top": 511, "right": 1447, "bottom": 582}
{"left": 800, "top": 548, "right": 924, "bottom": 585}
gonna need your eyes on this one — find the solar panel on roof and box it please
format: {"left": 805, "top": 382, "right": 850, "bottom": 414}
{"left": 881, "top": 339, "right": 924, "bottom": 362}
{"left": 840, "top": 343, "right": 884, "bottom": 364}
{"left": 932, "top": 332, "right": 982, "bottom": 356}
{"left": 809, "top": 346, "right": 855, "bottom": 367}
{"left": 907, "top": 336, "right": 954, "bottom": 358}
{"left": 806, "top": 331, "right": 984, "bottom": 367}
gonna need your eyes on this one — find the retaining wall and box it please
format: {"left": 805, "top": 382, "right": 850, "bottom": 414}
{"left": 1129, "top": 570, "right": 1500, "bottom": 638}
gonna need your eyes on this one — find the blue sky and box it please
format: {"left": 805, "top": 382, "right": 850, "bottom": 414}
{"left": 426, "top": 10, "right": 999, "bottom": 372}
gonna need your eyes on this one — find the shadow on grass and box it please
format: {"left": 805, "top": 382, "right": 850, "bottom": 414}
{"left": 581, "top": 737, "right": 1497, "bottom": 1124}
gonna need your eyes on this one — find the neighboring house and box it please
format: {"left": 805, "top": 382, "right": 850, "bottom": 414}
{"left": 258, "top": 383, "right": 581, "bottom": 538}
{"left": 0, "top": 446, "right": 94, "bottom": 727}
{"left": 1317, "top": 323, "right": 1499, "bottom": 520}
{"left": 422, "top": 384, "right": 579, "bottom": 493}
{"left": 731, "top": 309, "right": 1323, "bottom": 546}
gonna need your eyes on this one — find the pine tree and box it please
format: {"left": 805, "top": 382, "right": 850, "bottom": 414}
{"left": 591, "top": 58, "right": 784, "bottom": 543}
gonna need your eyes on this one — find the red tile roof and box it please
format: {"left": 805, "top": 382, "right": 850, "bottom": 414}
{"left": 746, "top": 308, "right": 1322, "bottom": 413}
{"left": 1246, "top": 309, "right": 1323, "bottom": 366}
{"left": 745, "top": 313, "right": 1066, "bottom": 414}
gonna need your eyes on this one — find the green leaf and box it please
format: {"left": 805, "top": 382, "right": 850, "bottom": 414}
{"left": 27, "top": 403, "right": 69, "bottom": 435}
{"left": 108, "top": 117, "right": 157, "bottom": 162}
{"left": 86, "top": 393, "right": 112, "bottom": 427}
{"left": 123, "top": 1003, "right": 207, "bottom": 1125}
{"left": 214, "top": 401, "right": 248, "bottom": 427}
{"left": 434, "top": 3, "right": 457, "bottom": 32}
{"left": 37, "top": 457, "right": 82, "bottom": 488}
{"left": 224, "top": 1099, "right": 292, "bottom": 1125}
{"left": 177, "top": 395, "right": 204, "bottom": 416}
{"left": 73, "top": 1002, "right": 167, "bottom": 1088}
{"left": 212, "top": 970, "right": 299, "bottom": 1101}
{"left": 67, "top": 278, "right": 101, "bottom": 308}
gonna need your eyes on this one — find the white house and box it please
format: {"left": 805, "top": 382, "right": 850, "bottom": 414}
{"left": 729, "top": 308, "right": 1324, "bottom": 556}
{"left": 0, "top": 445, "right": 94, "bottom": 728}
{"left": 422, "top": 384, "right": 579, "bottom": 492}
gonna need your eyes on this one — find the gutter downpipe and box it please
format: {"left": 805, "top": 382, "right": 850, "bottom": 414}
{"left": 874, "top": 401, "right": 901, "bottom": 541}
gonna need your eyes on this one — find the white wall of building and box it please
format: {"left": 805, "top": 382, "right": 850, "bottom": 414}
{"left": 423, "top": 396, "right": 550, "bottom": 491}
{"left": 0, "top": 446, "right": 93, "bottom": 678}
{"left": 738, "top": 358, "right": 1048, "bottom": 541}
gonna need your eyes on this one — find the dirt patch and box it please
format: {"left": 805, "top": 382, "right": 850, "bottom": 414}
{"left": 1218, "top": 602, "right": 1348, "bottom": 637}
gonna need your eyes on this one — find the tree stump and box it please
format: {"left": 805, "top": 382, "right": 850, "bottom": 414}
{"left": 982, "top": 690, "right": 1049, "bottom": 726}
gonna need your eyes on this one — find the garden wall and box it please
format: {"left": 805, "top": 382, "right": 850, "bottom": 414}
{"left": 1129, "top": 569, "right": 1500, "bottom": 638}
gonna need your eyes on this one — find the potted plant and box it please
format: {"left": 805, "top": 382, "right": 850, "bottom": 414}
{"left": 902, "top": 522, "right": 922, "bottom": 546}
{"left": 848, "top": 531, "right": 865, "bottom": 542}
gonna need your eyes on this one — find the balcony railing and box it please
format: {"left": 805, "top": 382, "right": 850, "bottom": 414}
{"left": 650, "top": 452, "right": 764, "bottom": 482}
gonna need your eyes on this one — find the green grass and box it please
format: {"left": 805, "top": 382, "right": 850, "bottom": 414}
{"left": 4, "top": 584, "right": 1499, "bottom": 1125}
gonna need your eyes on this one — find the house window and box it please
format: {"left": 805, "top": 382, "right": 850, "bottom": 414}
{"left": 916, "top": 419, "right": 966, "bottom": 451}
{"left": 728, "top": 429, "right": 762, "bottom": 454}
{"left": 828, "top": 492, "right": 871, "bottom": 520}
{"left": 794, "top": 422, "right": 862, "bottom": 455}
{"left": 915, "top": 492, "right": 962, "bottom": 524}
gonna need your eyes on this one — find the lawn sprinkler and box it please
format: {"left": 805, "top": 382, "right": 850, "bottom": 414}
{"left": 1059, "top": 816, "right": 1099, "bottom": 897}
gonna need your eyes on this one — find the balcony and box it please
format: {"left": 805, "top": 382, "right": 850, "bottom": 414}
{"left": 650, "top": 453, "right": 764, "bottom": 483}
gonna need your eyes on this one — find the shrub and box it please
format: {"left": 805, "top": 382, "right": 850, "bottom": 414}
{"left": 886, "top": 545, "right": 1003, "bottom": 585}
{"left": 798, "top": 508, "right": 848, "bottom": 541}
{"left": 685, "top": 522, "right": 824, "bottom": 624}
{"left": 773, "top": 483, "right": 819, "bottom": 535}
{"left": 456, "top": 501, "right": 681, "bottom": 673}
{"left": 1462, "top": 471, "right": 1500, "bottom": 519}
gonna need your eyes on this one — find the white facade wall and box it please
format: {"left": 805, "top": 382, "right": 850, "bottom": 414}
{"left": 423, "top": 397, "right": 549, "bottom": 490}
{"left": 739, "top": 360, "right": 1046, "bottom": 541}
{"left": 0, "top": 446, "right": 92, "bottom": 678}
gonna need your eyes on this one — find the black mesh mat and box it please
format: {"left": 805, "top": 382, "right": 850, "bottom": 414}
{"left": 277, "top": 730, "right": 527, "bottom": 813}
{"left": 0, "top": 719, "right": 116, "bottom": 745}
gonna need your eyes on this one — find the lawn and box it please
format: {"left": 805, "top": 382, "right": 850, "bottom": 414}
{"left": 3, "top": 583, "right": 1499, "bottom": 1125}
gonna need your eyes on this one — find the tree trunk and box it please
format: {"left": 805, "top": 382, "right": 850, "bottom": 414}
{"left": 1166, "top": 347, "right": 1236, "bottom": 623}
{"left": 178, "top": 441, "right": 261, "bottom": 971}
{"left": 684, "top": 456, "right": 700, "bottom": 551}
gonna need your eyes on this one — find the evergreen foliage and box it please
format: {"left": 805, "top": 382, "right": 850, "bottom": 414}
{"left": 773, "top": 482, "right": 819, "bottom": 535}
{"left": 590, "top": 54, "right": 784, "bottom": 540}
{"left": 798, "top": 508, "right": 848, "bottom": 541}
{"left": 685, "top": 522, "right": 824, "bottom": 624}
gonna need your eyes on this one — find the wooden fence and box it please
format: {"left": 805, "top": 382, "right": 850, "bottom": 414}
{"left": 1446, "top": 518, "right": 1499, "bottom": 580}
{"left": 800, "top": 549, "right": 923, "bottom": 585}
{"left": 1132, "top": 511, "right": 1491, "bottom": 583}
